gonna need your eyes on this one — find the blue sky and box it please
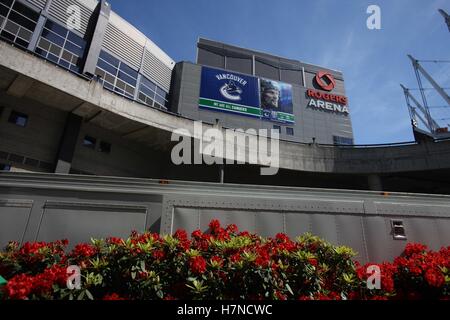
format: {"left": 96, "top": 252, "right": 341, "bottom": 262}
{"left": 108, "top": 0, "right": 450, "bottom": 144}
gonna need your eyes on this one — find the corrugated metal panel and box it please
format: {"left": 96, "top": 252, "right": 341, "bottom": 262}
{"left": 142, "top": 48, "right": 172, "bottom": 91}
{"left": 103, "top": 22, "right": 144, "bottom": 71}
{"left": 48, "top": 0, "right": 93, "bottom": 35}
{"left": 25, "top": 0, "right": 47, "bottom": 10}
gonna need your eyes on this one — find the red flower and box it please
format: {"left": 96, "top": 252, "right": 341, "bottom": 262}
{"left": 189, "top": 256, "right": 207, "bottom": 274}
{"left": 226, "top": 224, "right": 238, "bottom": 234}
{"left": 174, "top": 229, "right": 188, "bottom": 241}
{"left": 275, "top": 291, "right": 287, "bottom": 300}
{"left": 210, "top": 256, "right": 224, "bottom": 268}
{"left": 191, "top": 230, "right": 203, "bottom": 239}
{"left": 308, "top": 258, "right": 318, "bottom": 267}
{"left": 107, "top": 237, "right": 123, "bottom": 245}
{"left": 71, "top": 244, "right": 97, "bottom": 258}
{"left": 152, "top": 250, "right": 165, "bottom": 261}
{"left": 404, "top": 243, "right": 428, "bottom": 257}
{"left": 5, "top": 274, "right": 34, "bottom": 300}
{"left": 103, "top": 293, "right": 126, "bottom": 300}
{"left": 425, "top": 269, "right": 445, "bottom": 288}
{"left": 209, "top": 220, "right": 221, "bottom": 232}
{"left": 230, "top": 253, "right": 241, "bottom": 263}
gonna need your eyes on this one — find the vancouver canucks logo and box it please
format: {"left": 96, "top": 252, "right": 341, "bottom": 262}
{"left": 220, "top": 80, "right": 243, "bottom": 101}
{"left": 215, "top": 73, "right": 248, "bottom": 102}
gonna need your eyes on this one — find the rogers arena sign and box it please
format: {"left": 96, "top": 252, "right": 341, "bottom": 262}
{"left": 307, "top": 71, "right": 349, "bottom": 115}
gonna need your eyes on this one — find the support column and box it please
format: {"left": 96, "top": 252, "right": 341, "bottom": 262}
{"left": 55, "top": 113, "right": 82, "bottom": 174}
{"left": 82, "top": 0, "right": 111, "bottom": 76}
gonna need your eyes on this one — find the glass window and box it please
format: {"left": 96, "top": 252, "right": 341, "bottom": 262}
{"left": 273, "top": 125, "right": 281, "bottom": 134}
{"left": 333, "top": 136, "right": 354, "bottom": 146}
{"left": 0, "top": 0, "right": 14, "bottom": 7}
{"left": 118, "top": 71, "right": 137, "bottom": 86}
{"left": 83, "top": 136, "right": 96, "bottom": 149}
{"left": 0, "top": 4, "right": 9, "bottom": 18}
{"left": 99, "top": 50, "right": 119, "bottom": 68}
{"left": 99, "top": 141, "right": 111, "bottom": 154}
{"left": 154, "top": 94, "right": 166, "bottom": 106}
{"left": 1, "top": 30, "right": 14, "bottom": 41}
{"left": 8, "top": 111, "right": 28, "bottom": 127}
{"left": 45, "top": 19, "right": 67, "bottom": 37}
{"left": 12, "top": 1, "right": 39, "bottom": 21}
{"left": 8, "top": 10, "right": 36, "bottom": 31}
{"left": 286, "top": 127, "right": 294, "bottom": 136}
{"left": 41, "top": 29, "right": 65, "bottom": 46}
{"left": 156, "top": 86, "right": 167, "bottom": 99}
{"left": 141, "top": 77, "right": 156, "bottom": 91}
{"left": 67, "top": 31, "right": 85, "bottom": 48}
{"left": 0, "top": 164, "right": 11, "bottom": 171}
{"left": 97, "top": 58, "right": 117, "bottom": 76}
{"left": 64, "top": 40, "right": 83, "bottom": 56}
{"left": 36, "top": 20, "right": 87, "bottom": 74}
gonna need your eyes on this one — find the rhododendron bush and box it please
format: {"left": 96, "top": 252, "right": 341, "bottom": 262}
{"left": 0, "top": 220, "right": 448, "bottom": 300}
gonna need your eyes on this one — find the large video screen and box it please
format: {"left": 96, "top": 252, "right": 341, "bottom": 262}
{"left": 199, "top": 67, "right": 295, "bottom": 124}
{"left": 260, "top": 79, "right": 294, "bottom": 124}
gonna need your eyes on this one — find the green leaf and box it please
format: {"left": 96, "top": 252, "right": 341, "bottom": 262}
{"left": 286, "top": 284, "right": 294, "bottom": 296}
{"left": 77, "top": 291, "right": 85, "bottom": 300}
{"left": 86, "top": 289, "right": 94, "bottom": 300}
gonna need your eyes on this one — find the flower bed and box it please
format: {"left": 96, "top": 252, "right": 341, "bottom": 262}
{"left": 0, "top": 220, "right": 448, "bottom": 300}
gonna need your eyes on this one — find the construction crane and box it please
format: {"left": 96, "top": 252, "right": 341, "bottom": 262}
{"left": 439, "top": 9, "right": 450, "bottom": 32}
{"left": 401, "top": 9, "right": 450, "bottom": 140}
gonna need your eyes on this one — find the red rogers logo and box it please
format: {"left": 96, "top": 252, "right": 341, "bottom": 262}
{"left": 315, "top": 71, "right": 336, "bottom": 91}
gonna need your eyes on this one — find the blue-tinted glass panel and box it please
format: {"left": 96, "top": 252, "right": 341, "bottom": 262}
{"left": 99, "top": 50, "right": 119, "bottom": 68}
{"left": 64, "top": 40, "right": 84, "bottom": 56}
{"left": 70, "top": 64, "right": 80, "bottom": 73}
{"left": 140, "top": 86, "right": 155, "bottom": 98}
{"left": 119, "top": 62, "right": 138, "bottom": 78}
{"left": 58, "top": 59, "right": 70, "bottom": 68}
{"left": 156, "top": 86, "right": 167, "bottom": 98}
{"left": 118, "top": 71, "right": 136, "bottom": 86}
{"left": 97, "top": 58, "right": 117, "bottom": 76}
{"left": 47, "top": 53, "right": 59, "bottom": 63}
{"left": 45, "top": 20, "right": 67, "bottom": 37}
{"left": 141, "top": 77, "right": 156, "bottom": 91}
{"left": 41, "top": 29, "right": 65, "bottom": 46}
{"left": 67, "top": 31, "right": 85, "bottom": 47}
{"left": 103, "top": 82, "right": 114, "bottom": 91}
{"left": 154, "top": 94, "right": 167, "bottom": 106}
{"left": 35, "top": 47, "right": 47, "bottom": 57}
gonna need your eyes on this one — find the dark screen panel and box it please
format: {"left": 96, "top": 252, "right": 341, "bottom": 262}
{"left": 197, "top": 48, "right": 225, "bottom": 69}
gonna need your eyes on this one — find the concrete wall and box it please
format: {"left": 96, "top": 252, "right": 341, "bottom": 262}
{"left": 0, "top": 92, "right": 66, "bottom": 171}
{"left": 1, "top": 172, "right": 449, "bottom": 263}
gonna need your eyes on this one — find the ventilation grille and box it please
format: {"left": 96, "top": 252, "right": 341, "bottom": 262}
{"left": 142, "top": 48, "right": 172, "bottom": 91}
{"left": 48, "top": 0, "right": 93, "bottom": 35}
{"left": 25, "top": 0, "right": 47, "bottom": 10}
{"left": 103, "top": 23, "right": 144, "bottom": 71}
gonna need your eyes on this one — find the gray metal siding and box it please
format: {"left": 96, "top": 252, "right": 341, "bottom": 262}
{"left": 103, "top": 22, "right": 144, "bottom": 70}
{"left": 48, "top": 0, "right": 93, "bottom": 35}
{"left": 25, "top": 0, "right": 47, "bottom": 10}
{"left": 0, "top": 174, "right": 449, "bottom": 263}
{"left": 142, "top": 48, "right": 171, "bottom": 91}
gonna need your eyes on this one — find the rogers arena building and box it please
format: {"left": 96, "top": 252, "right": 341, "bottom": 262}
{"left": 0, "top": 0, "right": 449, "bottom": 262}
